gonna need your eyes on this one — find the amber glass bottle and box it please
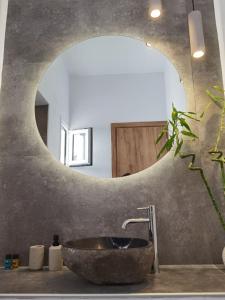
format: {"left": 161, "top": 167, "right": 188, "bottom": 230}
{"left": 12, "top": 254, "right": 20, "bottom": 269}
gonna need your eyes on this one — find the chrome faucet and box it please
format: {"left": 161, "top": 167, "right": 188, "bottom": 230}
{"left": 122, "top": 218, "right": 150, "bottom": 229}
{"left": 122, "top": 206, "right": 153, "bottom": 241}
{"left": 121, "top": 205, "right": 159, "bottom": 273}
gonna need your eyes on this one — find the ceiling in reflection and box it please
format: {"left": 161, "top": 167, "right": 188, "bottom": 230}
{"left": 62, "top": 36, "right": 167, "bottom": 76}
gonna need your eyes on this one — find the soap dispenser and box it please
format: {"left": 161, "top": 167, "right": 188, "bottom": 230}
{"left": 48, "top": 235, "right": 63, "bottom": 271}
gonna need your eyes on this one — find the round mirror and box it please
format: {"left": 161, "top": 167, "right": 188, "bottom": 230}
{"left": 35, "top": 36, "right": 186, "bottom": 178}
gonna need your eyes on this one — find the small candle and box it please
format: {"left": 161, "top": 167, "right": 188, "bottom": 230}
{"left": 29, "top": 245, "right": 44, "bottom": 270}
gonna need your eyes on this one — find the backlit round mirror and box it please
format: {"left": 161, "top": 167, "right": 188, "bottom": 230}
{"left": 35, "top": 36, "right": 186, "bottom": 178}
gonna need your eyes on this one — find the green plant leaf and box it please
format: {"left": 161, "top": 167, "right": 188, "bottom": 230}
{"left": 175, "top": 139, "right": 183, "bottom": 156}
{"left": 165, "top": 138, "right": 174, "bottom": 151}
{"left": 181, "top": 130, "right": 198, "bottom": 139}
{"left": 187, "top": 112, "right": 197, "bottom": 115}
{"left": 157, "top": 143, "right": 168, "bottom": 159}
{"left": 200, "top": 111, "right": 205, "bottom": 118}
{"left": 157, "top": 137, "right": 175, "bottom": 159}
{"left": 207, "top": 94, "right": 223, "bottom": 103}
{"left": 172, "top": 110, "right": 178, "bottom": 121}
{"left": 179, "top": 118, "right": 191, "bottom": 131}
{"left": 169, "top": 120, "right": 176, "bottom": 131}
{"left": 181, "top": 113, "right": 200, "bottom": 121}
{"left": 156, "top": 130, "right": 165, "bottom": 144}
{"left": 206, "top": 90, "right": 224, "bottom": 108}
{"left": 172, "top": 103, "right": 177, "bottom": 111}
{"left": 213, "top": 85, "right": 225, "bottom": 94}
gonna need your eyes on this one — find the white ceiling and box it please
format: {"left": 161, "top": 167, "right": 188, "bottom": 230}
{"left": 62, "top": 36, "right": 168, "bottom": 76}
{"left": 35, "top": 91, "right": 48, "bottom": 106}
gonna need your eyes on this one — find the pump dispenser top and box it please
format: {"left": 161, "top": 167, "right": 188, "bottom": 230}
{"left": 52, "top": 234, "right": 60, "bottom": 246}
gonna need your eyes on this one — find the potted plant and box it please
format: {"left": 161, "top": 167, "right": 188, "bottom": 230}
{"left": 156, "top": 86, "right": 225, "bottom": 261}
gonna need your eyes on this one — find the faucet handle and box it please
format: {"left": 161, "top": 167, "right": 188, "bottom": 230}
{"left": 137, "top": 206, "right": 150, "bottom": 211}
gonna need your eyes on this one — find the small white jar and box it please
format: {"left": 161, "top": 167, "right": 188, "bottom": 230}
{"left": 29, "top": 245, "right": 44, "bottom": 270}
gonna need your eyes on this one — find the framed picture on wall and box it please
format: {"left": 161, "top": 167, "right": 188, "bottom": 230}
{"left": 60, "top": 124, "right": 68, "bottom": 166}
{"left": 67, "top": 128, "right": 93, "bottom": 167}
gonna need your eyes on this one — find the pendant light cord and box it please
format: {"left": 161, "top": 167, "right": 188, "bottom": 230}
{"left": 192, "top": 0, "right": 195, "bottom": 11}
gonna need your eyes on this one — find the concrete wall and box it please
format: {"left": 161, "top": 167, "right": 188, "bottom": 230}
{"left": 70, "top": 73, "right": 167, "bottom": 178}
{"left": 214, "top": 0, "right": 225, "bottom": 88}
{"left": 0, "top": 0, "right": 224, "bottom": 265}
{"left": 0, "top": 0, "right": 8, "bottom": 90}
{"left": 38, "top": 57, "right": 70, "bottom": 160}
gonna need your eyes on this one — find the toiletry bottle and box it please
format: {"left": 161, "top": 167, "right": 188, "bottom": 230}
{"left": 12, "top": 254, "right": 20, "bottom": 269}
{"left": 4, "top": 254, "right": 12, "bottom": 270}
{"left": 49, "top": 235, "right": 63, "bottom": 271}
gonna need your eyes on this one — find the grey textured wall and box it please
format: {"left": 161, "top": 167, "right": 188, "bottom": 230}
{"left": 0, "top": 0, "right": 224, "bottom": 265}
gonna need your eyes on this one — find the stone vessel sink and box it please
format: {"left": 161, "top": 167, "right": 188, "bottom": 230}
{"left": 62, "top": 237, "right": 154, "bottom": 285}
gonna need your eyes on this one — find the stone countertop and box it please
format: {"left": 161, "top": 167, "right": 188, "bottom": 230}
{"left": 0, "top": 266, "right": 225, "bottom": 296}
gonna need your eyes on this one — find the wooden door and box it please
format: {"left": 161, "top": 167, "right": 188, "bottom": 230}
{"left": 111, "top": 121, "right": 167, "bottom": 177}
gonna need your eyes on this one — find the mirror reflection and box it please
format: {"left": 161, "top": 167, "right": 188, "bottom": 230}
{"left": 35, "top": 36, "right": 186, "bottom": 178}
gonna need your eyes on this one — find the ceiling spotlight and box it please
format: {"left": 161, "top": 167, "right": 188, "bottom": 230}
{"left": 193, "top": 50, "right": 205, "bottom": 59}
{"left": 146, "top": 41, "right": 152, "bottom": 47}
{"left": 188, "top": 1, "right": 205, "bottom": 59}
{"left": 149, "top": 0, "right": 162, "bottom": 19}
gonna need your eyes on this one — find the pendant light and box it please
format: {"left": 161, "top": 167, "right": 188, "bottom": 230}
{"left": 188, "top": 0, "right": 205, "bottom": 58}
{"left": 149, "top": 0, "right": 162, "bottom": 19}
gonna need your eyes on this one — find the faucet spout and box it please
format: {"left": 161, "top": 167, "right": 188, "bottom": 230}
{"left": 121, "top": 205, "right": 159, "bottom": 274}
{"left": 122, "top": 218, "right": 150, "bottom": 230}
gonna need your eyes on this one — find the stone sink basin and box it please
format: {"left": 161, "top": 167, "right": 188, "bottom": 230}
{"left": 62, "top": 237, "right": 154, "bottom": 285}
